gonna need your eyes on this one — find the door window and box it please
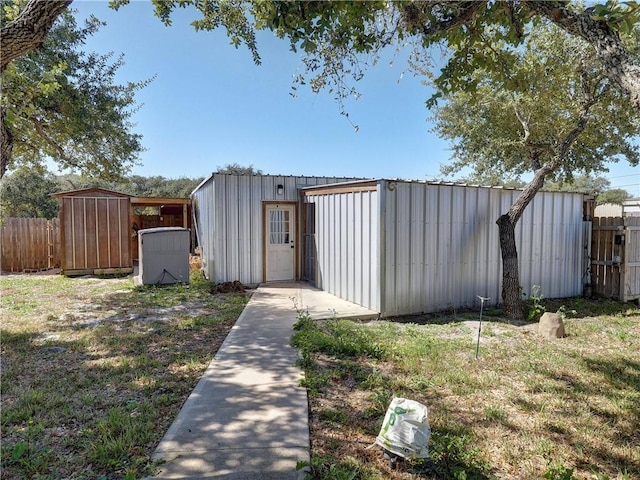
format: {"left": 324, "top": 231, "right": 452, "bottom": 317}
{"left": 269, "top": 209, "right": 290, "bottom": 244}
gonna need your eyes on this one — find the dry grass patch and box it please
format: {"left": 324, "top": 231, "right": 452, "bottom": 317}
{"left": 292, "top": 298, "right": 640, "bottom": 480}
{"left": 1, "top": 271, "right": 249, "bottom": 479}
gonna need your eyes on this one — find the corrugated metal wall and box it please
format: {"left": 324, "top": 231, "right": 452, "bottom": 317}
{"left": 381, "top": 181, "right": 586, "bottom": 316}
{"left": 191, "top": 174, "right": 361, "bottom": 284}
{"left": 194, "top": 175, "right": 587, "bottom": 315}
{"left": 305, "top": 188, "right": 381, "bottom": 312}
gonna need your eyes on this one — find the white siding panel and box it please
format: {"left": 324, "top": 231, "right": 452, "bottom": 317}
{"left": 191, "top": 176, "right": 216, "bottom": 281}
{"left": 382, "top": 182, "right": 585, "bottom": 316}
{"left": 514, "top": 191, "right": 586, "bottom": 301}
{"left": 196, "top": 176, "right": 585, "bottom": 315}
{"left": 369, "top": 191, "right": 380, "bottom": 311}
{"left": 354, "top": 193, "right": 363, "bottom": 306}
{"left": 409, "top": 184, "right": 425, "bottom": 314}
{"left": 305, "top": 189, "right": 380, "bottom": 312}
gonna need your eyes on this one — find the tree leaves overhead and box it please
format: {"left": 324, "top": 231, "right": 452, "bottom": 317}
{"left": 1, "top": 6, "right": 151, "bottom": 179}
{"left": 592, "top": 0, "right": 640, "bottom": 34}
{"left": 124, "top": 1, "right": 639, "bottom": 111}
{"left": 432, "top": 22, "right": 639, "bottom": 185}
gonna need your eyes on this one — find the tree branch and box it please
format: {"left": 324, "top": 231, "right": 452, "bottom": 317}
{"left": 400, "top": 1, "right": 487, "bottom": 37}
{"left": 513, "top": 105, "right": 530, "bottom": 143}
{"left": 0, "top": 0, "right": 72, "bottom": 73}
{"left": 524, "top": 0, "right": 640, "bottom": 108}
{"left": 558, "top": 75, "right": 604, "bottom": 160}
{"left": 508, "top": 83, "right": 599, "bottom": 226}
{"left": 31, "top": 117, "right": 79, "bottom": 169}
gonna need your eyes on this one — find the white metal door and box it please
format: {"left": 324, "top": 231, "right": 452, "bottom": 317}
{"left": 265, "top": 204, "right": 296, "bottom": 281}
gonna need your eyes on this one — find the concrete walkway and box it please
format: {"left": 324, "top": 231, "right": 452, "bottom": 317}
{"left": 147, "top": 282, "right": 378, "bottom": 479}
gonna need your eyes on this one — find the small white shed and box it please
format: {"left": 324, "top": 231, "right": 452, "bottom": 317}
{"left": 135, "top": 227, "right": 190, "bottom": 286}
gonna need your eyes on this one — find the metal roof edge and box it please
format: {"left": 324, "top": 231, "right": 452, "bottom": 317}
{"left": 131, "top": 197, "right": 190, "bottom": 205}
{"left": 190, "top": 172, "right": 216, "bottom": 196}
{"left": 211, "top": 173, "right": 366, "bottom": 180}
{"left": 300, "top": 178, "right": 380, "bottom": 191}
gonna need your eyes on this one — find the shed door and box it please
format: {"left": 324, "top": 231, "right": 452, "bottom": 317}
{"left": 265, "top": 204, "right": 296, "bottom": 281}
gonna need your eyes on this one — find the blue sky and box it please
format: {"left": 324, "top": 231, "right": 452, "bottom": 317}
{"left": 71, "top": 1, "right": 638, "bottom": 196}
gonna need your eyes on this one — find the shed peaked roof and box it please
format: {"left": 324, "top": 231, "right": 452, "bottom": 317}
{"left": 52, "top": 188, "right": 191, "bottom": 206}
{"left": 52, "top": 187, "right": 131, "bottom": 198}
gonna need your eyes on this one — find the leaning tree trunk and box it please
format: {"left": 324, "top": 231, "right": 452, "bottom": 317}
{"left": 497, "top": 161, "right": 559, "bottom": 320}
{"left": 497, "top": 214, "right": 523, "bottom": 319}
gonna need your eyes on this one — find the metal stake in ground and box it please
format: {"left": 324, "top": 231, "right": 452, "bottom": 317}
{"left": 475, "top": 296, "right": 490, "bottom": 359}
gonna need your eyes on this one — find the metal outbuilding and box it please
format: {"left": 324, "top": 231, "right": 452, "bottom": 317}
{"left": 191, "top": 174, "right": 590, "bottom": 317}
{"left": 302, "top": 179, "right": 588, "bottom": 316}
{"left": 191, "top": 173, "right": 362, "bottom": 285}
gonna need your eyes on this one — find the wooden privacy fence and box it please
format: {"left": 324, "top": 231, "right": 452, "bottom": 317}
{"left": 0, "top": 218, "right": 60, "bottom": 272}
{"left": 591, "top": 216, "right": 640, "bottom": 302}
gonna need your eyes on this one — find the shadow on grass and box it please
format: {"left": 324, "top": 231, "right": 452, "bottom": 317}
{"left": 293, "top": 307, "right": 640, "bottom": 479}
{"left": 385, "top": 296, "right": 638, "bottom": 329}
{"left": 0, "top": 330, "right": 40, "bottom": 352}
{"left": 544, "top": 296, "right": 638, "bottom": 318}
{"left": 0, "top": 279, "right": 248, "bottom": 479}
{"left": 510, "top": 353, "right": 640, "bottom": 476}
{"left": 427, "top": 425, "right": 492, "bottom": 480}
{"left": 293, "top": 318, "right": 494, "bottom": 479}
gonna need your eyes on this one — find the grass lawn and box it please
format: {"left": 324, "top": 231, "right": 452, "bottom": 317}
{"left": 292, "top": 297, "right": 640, "bottom": 480}
{"left": 0, "top": 271, "right": 248, "bottom": 479}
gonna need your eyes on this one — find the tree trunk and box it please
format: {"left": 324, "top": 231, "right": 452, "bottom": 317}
{"left": 497, "top": 214, "right": 523, "bottom": 320}
{"left": 0, "top": 0, "right": 72, "bottom": 73}
{"left": 526, "top": 1, "right": 640, "bottom": 108}
{"left": 497, "top": 161, "right": 558, "bottom": 319}
{"left": 0, "top": 108, "right": 12, "bottom": 178}
{"left": 0, "top": 0, "right": 71, "bottom": 176}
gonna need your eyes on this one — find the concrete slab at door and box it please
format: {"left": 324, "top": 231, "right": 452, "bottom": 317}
{"left": 265, "top": 204, "right": 296, "bottom": 281}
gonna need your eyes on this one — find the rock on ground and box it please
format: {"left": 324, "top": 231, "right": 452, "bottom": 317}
{"left": 538, "top": 312, "right": 565, "bottom": 339}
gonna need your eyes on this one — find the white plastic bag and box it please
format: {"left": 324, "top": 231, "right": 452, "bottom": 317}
{"left": 375, "top": 397, "right": 430, "bottom": 459}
